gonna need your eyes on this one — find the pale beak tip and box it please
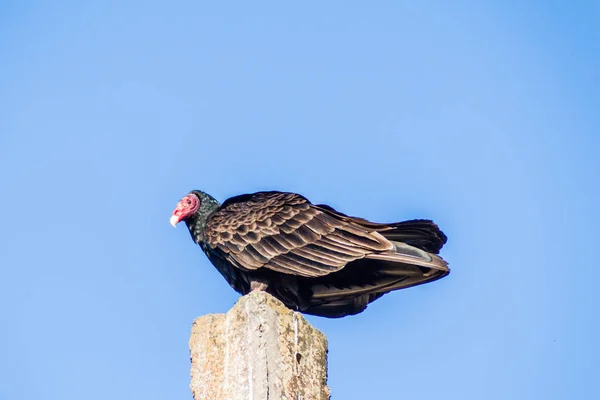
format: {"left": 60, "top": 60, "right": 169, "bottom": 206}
{"left": 169, "top": 215, "right": 180, "bottom": 228}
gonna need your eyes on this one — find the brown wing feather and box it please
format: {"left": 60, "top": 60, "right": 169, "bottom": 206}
{"left": 204, "top": 192, "right": 393, "bottom": 278}
{"left": 315, "top": 204, "right": 447, "bottom": 253}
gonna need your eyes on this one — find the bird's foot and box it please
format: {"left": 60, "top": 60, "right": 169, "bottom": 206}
{"left": 250, "top": 281, "right": 268, "bottom": 292}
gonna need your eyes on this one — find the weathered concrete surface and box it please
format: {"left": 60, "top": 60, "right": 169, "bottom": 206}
{"left": 189, "top": 291, "right": 330, "bottom": 400}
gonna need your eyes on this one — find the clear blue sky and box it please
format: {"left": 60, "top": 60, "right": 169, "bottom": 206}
{"left": 1, "top": 1, "right": 598, "bottom": 399}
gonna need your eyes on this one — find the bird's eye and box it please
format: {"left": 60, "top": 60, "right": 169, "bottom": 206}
{"left": 186, "top": 199, "right": 192, "bottom": 205}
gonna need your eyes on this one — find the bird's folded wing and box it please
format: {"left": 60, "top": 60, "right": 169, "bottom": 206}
{"left": 204, "top": 191, "right": 393, "bottom": 277}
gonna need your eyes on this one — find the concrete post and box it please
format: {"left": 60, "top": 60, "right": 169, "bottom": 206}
{"left": 189, "top": 291, "right": 330, "bottom": 400}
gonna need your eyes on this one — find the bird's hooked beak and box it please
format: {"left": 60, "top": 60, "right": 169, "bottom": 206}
{"left": 169, "top": 213, "right": 181, "bottom": 228}
{"left": 170, "top": 202, "right": 185, "bottom": 228}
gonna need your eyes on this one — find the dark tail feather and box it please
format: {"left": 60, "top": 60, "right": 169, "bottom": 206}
{"left": 377, "top": 219, "right": 447, "bottom": 254}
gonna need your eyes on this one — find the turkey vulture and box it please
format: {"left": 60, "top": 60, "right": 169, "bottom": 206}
{"left": 170, "top": 190, "right": 449, "bottom": 318}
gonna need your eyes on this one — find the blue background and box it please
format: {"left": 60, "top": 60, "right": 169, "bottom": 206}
{"left": 1, "top": 1, "right": 598, "bottom": 399}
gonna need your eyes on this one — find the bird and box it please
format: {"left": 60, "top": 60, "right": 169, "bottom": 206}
{"left": 170, "top": 190, "right": 450, "bottom": 318}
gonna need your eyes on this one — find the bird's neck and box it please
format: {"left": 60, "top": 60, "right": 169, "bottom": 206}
{"left": 185, "top": 200, "right": 221, "bottom": 244}
{"left": 185, "top": 215, "right": 205, "bottom": 244}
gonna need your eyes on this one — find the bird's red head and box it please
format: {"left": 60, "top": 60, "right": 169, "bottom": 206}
{"left": 170, "top": 193, "right": 200, "bottom": 227}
